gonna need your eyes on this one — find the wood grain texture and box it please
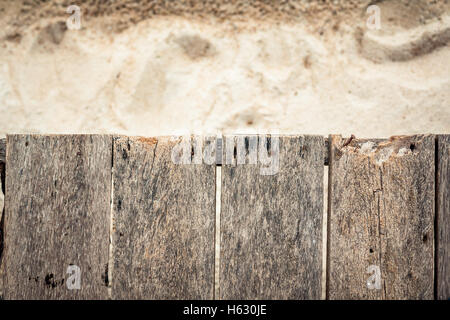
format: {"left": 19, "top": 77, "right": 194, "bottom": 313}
{"left": 0, "top": 138, "right": 4, "bottom": 299}
{"left": 3, "top": 134, "right": 111, "bottom": 299}
{"left": 328, "top": 135, "right": 435, "bottom": 300}
{"left": 111, "top": 136, "right": 216, "bottom": 299}
{"left": 0, "top": 138, "right": 5, "bottom": 163}
{"left": 220, "top": 135, "right": 324, "bottom": 299}
{"left": 437, "top": 135, "right": 450, "bottom": 300}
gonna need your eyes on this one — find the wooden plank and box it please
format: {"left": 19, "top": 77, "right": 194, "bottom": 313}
{"left": 0, "top": 138, "right": 5, "bottom": 163}
{"left": 437, "top": 135, "right": 450, "bottom": 300}
{"left": 0, "top": 138, "right": 4, "bottom": 299}
{"left": 3, "top": 134, "right": 112, "bottom": 299}
{"left": 111, "top": 136, "right": 216, "bottom": 299}
{"left": 328, "top": 135, "right": 435, "bottom": 300}
{"left": 220, "top": 135, "right": 324, "bottom": 299}
{"left": 0, "top": 137, "right": 4, "bottom": 204}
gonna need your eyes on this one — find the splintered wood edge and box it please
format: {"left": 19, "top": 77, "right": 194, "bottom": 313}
{"left": 0, "top": 134, "right": 440, "bottom": 167}
{"left": 216, "top": 135, "right": 329, "bottom": 165}
{"left": 2, "top": 136, "right": 440, "bottom": 167}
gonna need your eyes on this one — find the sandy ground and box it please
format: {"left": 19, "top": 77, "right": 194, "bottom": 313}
{"left": 0, "top": 0, "right": 449, "bottom": 139}
{"left": 0, "top": 0, "right": 449, "bottom": 298}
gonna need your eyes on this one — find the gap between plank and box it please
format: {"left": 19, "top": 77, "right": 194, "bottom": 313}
{"left": 214, "top": 163, "right": 222, "bottom": 299}
{"left": 325, "top": 135, "right": 332, "bottom": 300}
{"left": 107, "top": 136, "right": 114, "bottom": 299}
{"left": 434, "top": 135, "right": 439, "bottom": 300}
{"left": 322, "top": 165, "right": 328, "bottom": 300}
{"left": 0, "top": 149, "right": 4, "bottom": 299}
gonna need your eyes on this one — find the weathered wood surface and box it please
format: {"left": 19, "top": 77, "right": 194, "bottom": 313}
{"left": 437, "top": 135, "right": 450, "bottom": 300}
{"left": 328, "top": 135, "right": 435, "bottom": 300}
{"left": 220, "top": 135, "right": 324, "bottom": 299}
{"left": 0, "top": 137, "right": 4, "bottom": 205}
{"left": 111, "top": 136, "right": 216, "bottom": 299}
{"left": 0, "top": 138, "right": 4, "bottom": 299}
{"left": 0, "top": 138, "right": 5, "bottom": 163}
{"left": 3, "top": 135, "right": 111, "bottom": 299}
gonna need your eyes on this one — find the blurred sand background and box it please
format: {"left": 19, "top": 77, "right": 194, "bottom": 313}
{"left": 0, "top": 0, "right": 449, "bottom": 139}
{"left": 0, "top": 0, "right": 449, "bottom": 298}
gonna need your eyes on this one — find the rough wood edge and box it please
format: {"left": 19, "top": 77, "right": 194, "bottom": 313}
{"left": 0, "top": 136, "right": 330, "bottom": 166}
{"left": 217, "top": 135, "right": 329, "bottom": 165}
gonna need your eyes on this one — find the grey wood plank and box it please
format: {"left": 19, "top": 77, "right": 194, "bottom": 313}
{"left": 437, "top": 134, "right": 450, "bottom": 300}
{"left": 220, "top": 135, "right": 324, "bottom": 299}
{"left": 0, "top": 138, "right": 5, "bottom": 163}
{"left": 3, "top": 134, "right": 112, "bottom": 299}
{"left": 328, "top": 135, "right": 435, "bottom": 300}
{"left": 111, "top": 136, "right": 216, "bottom": 299}
{"left": 0, "top": 138, "right": 4, "bottom": 299}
